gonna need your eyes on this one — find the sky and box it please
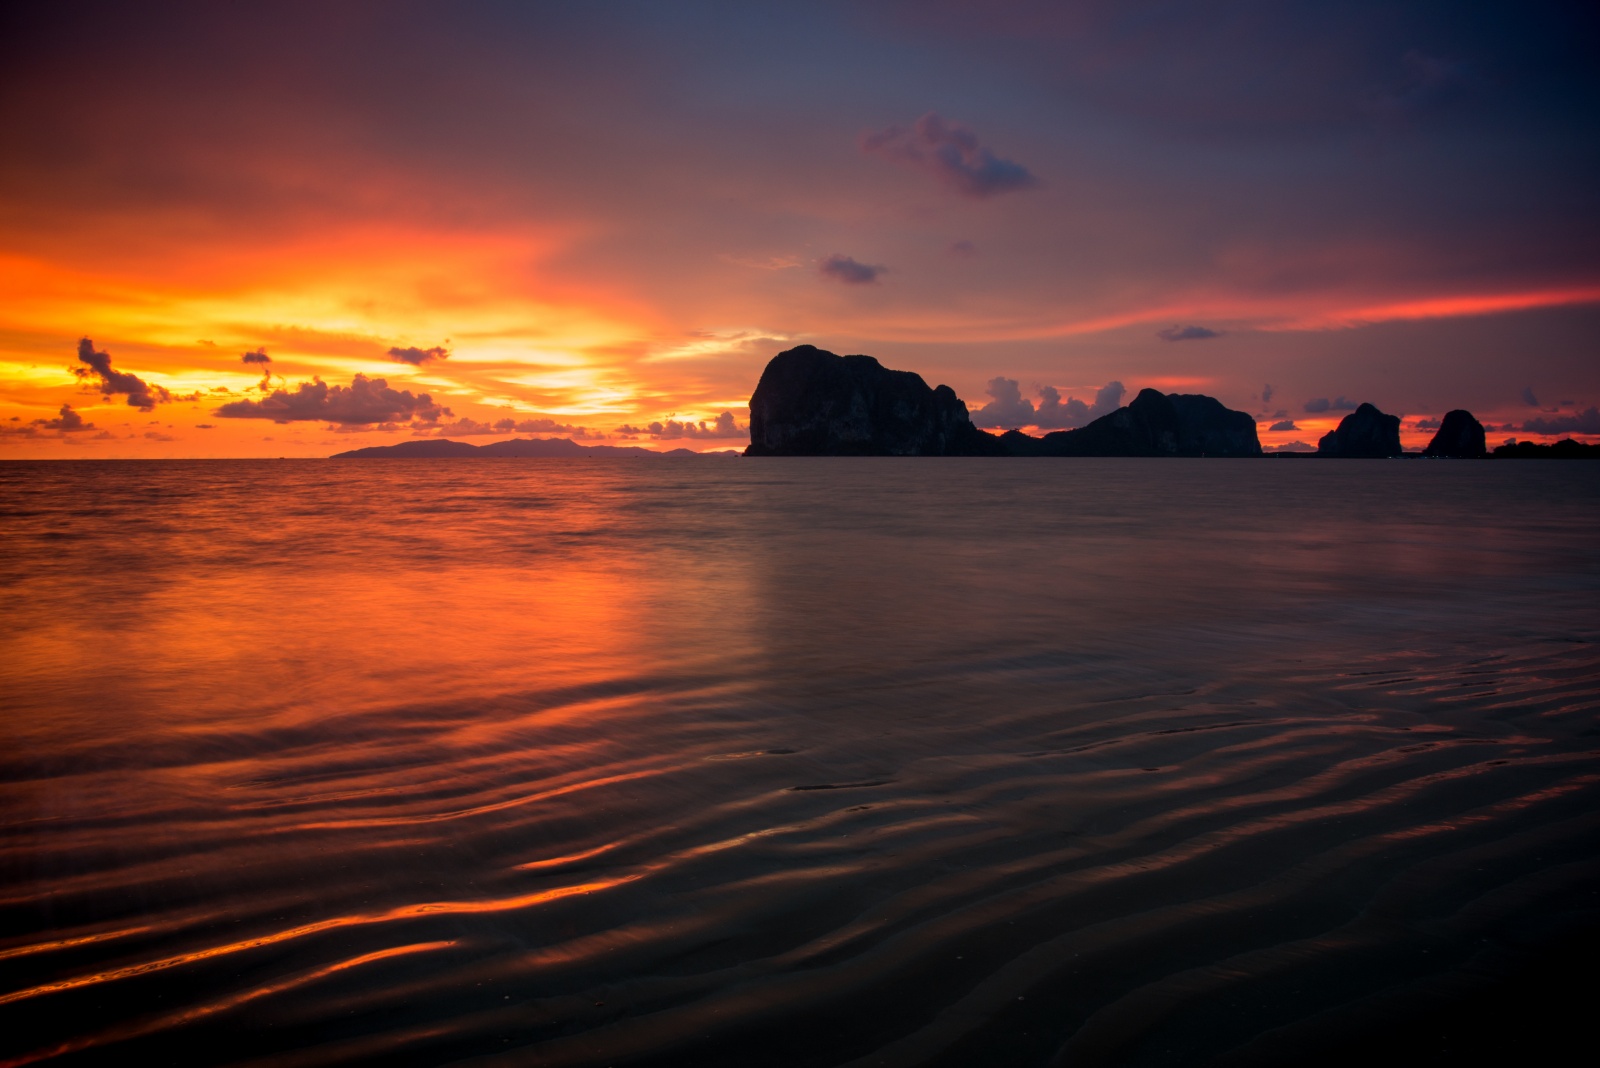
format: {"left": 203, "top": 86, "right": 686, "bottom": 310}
{"left": 2, "top": 0, "right": 1597, "bottom": 457}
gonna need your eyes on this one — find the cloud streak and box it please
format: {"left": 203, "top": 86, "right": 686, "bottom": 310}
{"left": 1157, "top": 325, "right": 1220, "bottom": 342}
{"left": 1522, "top": 407, "right": 1600, "bottom": 436}
{"left": 862, "top": 113, "right": 1038, "bottom": 199}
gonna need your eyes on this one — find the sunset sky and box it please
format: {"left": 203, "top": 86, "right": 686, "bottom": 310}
{"left": 2, "top": 1, "right": 1597, "bottom": 456}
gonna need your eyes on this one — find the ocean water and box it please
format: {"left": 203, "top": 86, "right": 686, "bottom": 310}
{"left": 1, "top": 457, "right": 1597, "bottom": 1067}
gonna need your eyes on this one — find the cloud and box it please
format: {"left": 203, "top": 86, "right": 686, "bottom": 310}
{"left": 241, "top": 348, "right": 277, "bottom": 391}
{"left": 1412, "top": 417, "right": 1441, "bottom": 429}
{"left": 1304, "top": 396, "right": 1358, "bottom": 413}
{"left": 1156, "top": 325, "right": 1221, "bottom": 342}
{"left": 861, "top": 113, "right": 1038, "bottom": 198}
{"left": 614, "top": 411, "right": 745, "bottom": 440}
{"left": 970, "top": 378, "right": 1124, "bottom": 430}
{"left": 1262, "top": 384, "right": 1275, "bottom": 406}
{"left": 144, "top": 430, "right": 175, "bottom": 441}
{"left": 1271, "top": 441, "right": 1316, "bottom": 452}
{"left": 1, "top": 403, "right": 97, "bottom": 438}
{"left": 969, "top": 377, "right": 1034, "bottom": 428}
{"left": 215, "top": 374, "right": 448, "bottom": 425}
{"left": 421, "top": 415, "right": 595, "bottom": 438}
{"left": 948, "top": 240, "right": 977, "bottom": 258}
{"left": 1521, "top": 387, "right": 1540, "bottom": 407}
{"left": 387, "top": 344, "right": 450, "bottom": 366}
{"left": 1522, "top": 407, "right": 1600, "bottom": 435}
{"left": 1036, "top": 380, "right": 1125, "bottom": 430}
{"left": 819, "top": 254, "right": 884, "bottom": 285}
{"left": 73, "top": 338, "right": 169, "bottom": 411}
{"left": 1268, "top": 419, "right": 1299, "bottom": 431}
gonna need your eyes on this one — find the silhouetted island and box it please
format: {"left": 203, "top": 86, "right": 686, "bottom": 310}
{"left": 998, "top": 388, "right": 1261, "bottom": 457}
{"left": 745, "top": 346, "right": 1261, "bottom": 457}
{"left": 1493, "top": 438, "right": 1600, "bottom": 458}
{"left": 332, "top": 438, "right": 734, "bottom": 458}
{"left": 1317, "top": 403, "right": 1403, "bottom": 457}
{"left": 1423, "top": 410, "right": 1487, "bottom": 458}
{"left": 746, "top": 344, "right": 1004, "bottom": 455}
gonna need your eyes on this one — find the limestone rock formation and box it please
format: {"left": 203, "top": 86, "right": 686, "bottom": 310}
{"left": 745, "top": 345, "right": 1004, "bottom": 456}
{"left": 1006, "top": 388, "right": 1261, "bottom": 457}
{"left": 1317, "top": 403, "right": 1403, "bottom": 457}
{"left": 1422, "top": 410, "right": 1487, "bottom": 458}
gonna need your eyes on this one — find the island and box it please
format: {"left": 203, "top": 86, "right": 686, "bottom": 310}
{"left": 332, "top": 438, "right": 735, "bottom": 458}
{"left": 746, "top": 345, "right": 1261, "bottom": 457}
{"left": 329, "top": 347, "right": 1597, "bottom": 459}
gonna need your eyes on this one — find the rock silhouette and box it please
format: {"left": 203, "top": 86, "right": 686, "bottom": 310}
{"left": 1423, "top": 410, "right": 1487, "bottom": 458}
{"left": 1492, "top": 438, "right": 1600, "bottom": 458}
{"left": 745, "top": 345, "right": 1004, "bottom": 456}
{"left": 1000, "top": 388, "right": 1261, "bottom": 457}
{"left": 1317, "top": 403, "right": 1402, "bottom": 457}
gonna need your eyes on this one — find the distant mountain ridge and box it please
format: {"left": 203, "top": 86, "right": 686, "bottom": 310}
{"left": 331, "top": 438, "right": 735, "bottom": 458}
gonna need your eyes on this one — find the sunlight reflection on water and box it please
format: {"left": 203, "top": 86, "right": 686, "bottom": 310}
{"left": 1, "top": 458, "right": 1597, "bottom": 1066}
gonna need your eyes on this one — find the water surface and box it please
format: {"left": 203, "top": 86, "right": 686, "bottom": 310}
{"left": 2, "top": 458, "right": 1598, "bottom": 1066}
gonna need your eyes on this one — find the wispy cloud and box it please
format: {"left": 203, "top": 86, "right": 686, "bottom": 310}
{"left": 1157, "top": 325, "right": 1220, "bottom": 342}
{"left": 862, "top": 113, "right": 1038, "bottom": 198}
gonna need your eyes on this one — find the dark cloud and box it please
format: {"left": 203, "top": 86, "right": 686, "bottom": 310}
{"left": 1304, "top": 396, "right": 1358, "bottom": 413}
{"left": 1268, "top": 419, "right": 1299, "bottom": 431}
{"left": 970, "top": 378, "right": 1124, "bottom": 430}
{"left": 215, "top": 374, "right": 448, "bottom": 425}
{"left": 1, "top": 403, "right": 97, "bottom": 438}
{"left": 614, "top": 411, "right": 745, "bottom": 440}
{"left": 241, "top": 349, "right": 276, "bottom": 391}
{"left": 387, "top": 344, "right": 450, "bottom": 366}
{"left": 1412, "top": 417, "right": 1441, "bottom": 429}
{"left": 144, "top": 430, "right": 175, "bottom": 441}
{"left": 861, "top": 113, "right": 1038, "bottom": 198}
{"left": 1271, "top": 441, "right": 1316, "bottom": 452}
{"left": 819, "top": 254, "right": 884, "bottom": 285}
{"left": 1522, "top": 407, "right": 1600, "bottom": 436}
{"left": 948, "top": 240, "right": 977, "bottom": 257}
{"left": 1521, "top": 387, "right": 1540, "bottom": 407}
{"left": 1262, "top": 384, "right": 1275, "bottom": 406}
{"left": 1156, "top": 325, "right": 1220, "bottom": 342}
{"left": 73, "top": 338, "right": 168, "bottom": 411}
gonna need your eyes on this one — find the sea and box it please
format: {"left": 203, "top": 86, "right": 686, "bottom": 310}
{"left": 2, "top": 457, "right": 1598, "bottom": 1067}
